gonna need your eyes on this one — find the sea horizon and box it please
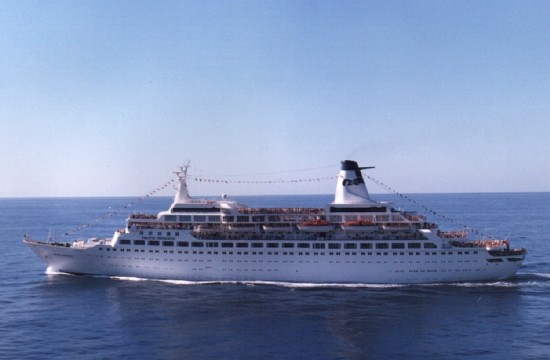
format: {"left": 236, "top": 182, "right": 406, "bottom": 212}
{"left": 2, "top": 190, "right": 550, "bottom": 200}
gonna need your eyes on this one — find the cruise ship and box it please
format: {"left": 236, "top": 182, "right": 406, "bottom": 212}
{"left": 24, "top": 160, "right": 526, "bottom": 284}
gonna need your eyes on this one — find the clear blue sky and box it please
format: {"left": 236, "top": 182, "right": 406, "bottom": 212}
{"left": 1, "top": 0, "right": 549, "bottom": 197}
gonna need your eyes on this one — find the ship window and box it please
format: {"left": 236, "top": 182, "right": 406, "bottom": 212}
{"left": 328, "top": 243, "right": 341, "bottom": 249}
{"left": 330, "top": 206, "right": 387, "bottom": 213}
{"left": 283, "top": 243, "right": 294, "bottom": 248}
{"left": 408, "top": 243, "right": 421, "bottom": 249}
{"left": 268, "top": 215, "right": 281, "bottom": 222}
{"left": 119, "top": 240, "right": 131, "bottom": 245}
{"left": 252, "top": 243, "right": 263, "bottom": 248}
{"left": 252, "top": 215, "right": 265, "bottom": 222}
{"left": 207, "top": 242, "right": 218, "bottom": 248}
{"left": 148, "top": 240, "right": 160, "bottom": 246}
{"left": 208, "top": 215, "right": 221, "bottom": 222}
{"left": 179, "top": 215, "right": 192, "bottom": 222}
{"left": 172, "top": 207, "right": 220, "bottom": 213}
{"left": 297, "top": 243, "right": 310, "bottom": 248}
{"left": 344, "top": 243, "right": 357, "bottom": 249}
{"left": 237, "top": 216, "right": 249, "bottom": 223}
{"left": 360, "top": 243, "right": 372, "bottom": 249}
{"left": 162, "top": 241, "right": 174, "bottom": 246}
{"left": 194, "top": 216, "right": 206, "bottom": 222}
{"left": 177, "top": 241, "right": 189, "bottom": 247}
{"left": 376, "top": 243, "right": 389, "bottom": 249}
{"left": 134, "top": 240, "right": 145, "bottom": 245}
{"left": 313, "top": 243, "right": 325, "bottom": 249}
{"left": 267, "top": 243, "right": 279, "bottom": 248}
{"left": 424, "top": 243, "right": 437, "bottom": 249}
{"left": 223, "top": 216, "right": 235, "bottom": 222}
{"left": 191, "top": 241, "right": 204, "bottom": 247}
{"left": 165, "top": 215, "right": 177, "bottom": 221}
{"left": 237, "top": 243, "right": 248, "bottom": 248}
{"left": 391, "top": 243, "right": 405, "bottom": 249}
{"left": 222, "top": 242, "right": 234, "bottom": 248}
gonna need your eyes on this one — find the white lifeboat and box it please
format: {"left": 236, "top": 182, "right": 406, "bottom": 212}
{"left": 341, "top": 220, "right": 379, "bottom": 232}
{"left": 298, "top": 220, "right": 333, "bottom": 232}
{"left": 262, "top": 224, "right": 295, "bottom": 232}
{"left": 228, "top": 224, "right": 257, "bottom": 232}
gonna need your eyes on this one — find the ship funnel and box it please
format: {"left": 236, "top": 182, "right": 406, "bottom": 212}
{"left": 333, "top": 160, "right": 374, "bottom": 204}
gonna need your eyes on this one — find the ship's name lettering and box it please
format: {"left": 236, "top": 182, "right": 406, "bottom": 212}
{"left": 143, "top": 236, "right": 176, "bottom": 241}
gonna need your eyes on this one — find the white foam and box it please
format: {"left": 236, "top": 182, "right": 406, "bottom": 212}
{"left": 107, "top": 276, "right": 533, "bottom": 289}
{"left": 111, "top": 276, "right": 149, "bottom": 282}
{"left": 50, "top": 271, "right": 550, "bottom": 289}
{"left": 240, "top": 280, "right": 406, "bottom": 289}
{"left": 45, "top": 267, "right": 73, "bottom": 276}
{"left": 122, "top": 278, "right": 407, "bottom": 289}
{"left": 102, "top": 275, "right": 407, "bottom": 288}
{"left": 449, "top": 281, "right": 519, "bottom": 288}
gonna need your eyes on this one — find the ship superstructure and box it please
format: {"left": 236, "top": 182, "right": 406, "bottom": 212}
{"left": 24, "top": 160, "right": 526, "bottom": 284}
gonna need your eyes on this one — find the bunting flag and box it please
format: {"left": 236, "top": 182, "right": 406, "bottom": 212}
{"left": 60, "top": 173, "right": 335, "bottom": 239}
{"left": 60, "top": 178, "right": 178, "bottom": 239}
{"left": 191, "top": 176, "right": 337, "bottom": 184}
{"left": 58, "top": 170, "right": 491, "bottom": 240}
{"left": 364, "top": 174, "right": 494, "bottom": 239}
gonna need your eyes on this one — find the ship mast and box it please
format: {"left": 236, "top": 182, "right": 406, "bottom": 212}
{"left": 174, "top": 161, "right": 191, "bottom": 203}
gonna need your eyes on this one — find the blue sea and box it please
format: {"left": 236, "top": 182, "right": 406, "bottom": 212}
{"left": 1, "top": 193, "right": 550, "bottom": 359}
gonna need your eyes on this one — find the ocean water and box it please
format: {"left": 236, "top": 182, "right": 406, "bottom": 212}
{"left": 1, "top": 193, "right": 550, "bottom": 359}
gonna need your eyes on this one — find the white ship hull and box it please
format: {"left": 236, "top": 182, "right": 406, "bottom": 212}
{"left": 24, "top": 237, "right": 524, "bottom": 284}
{"left": 24, "top": 160, "right": 527, "bottom": 285}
